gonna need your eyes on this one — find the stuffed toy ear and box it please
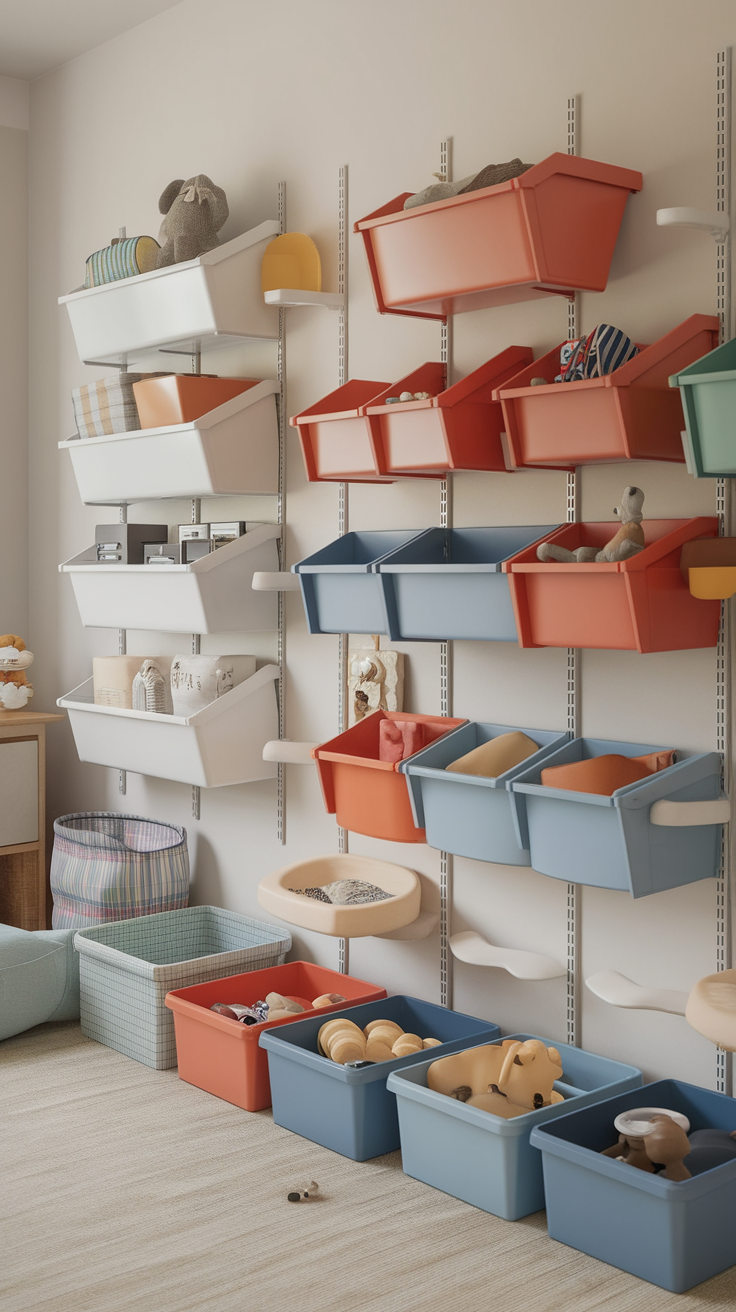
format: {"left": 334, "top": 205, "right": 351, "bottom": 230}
{"left": 159, "top": 179, "right": 185, "bottom": 215}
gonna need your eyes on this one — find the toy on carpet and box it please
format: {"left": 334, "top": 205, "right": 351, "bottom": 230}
{"left": 536, "top": 486, "right": 646, "bottom": 564}
{"left": 0, "top": 635, "right": 34, "bottom": 709}
{"left": 156, "top": 174, "right": 229, "bottom": 268}
{"left": 287, "top": 1181, "right": 320, "bottom": 1202}
{"left": 427, "top": 1039, "right": 564, "bottom": 1119}
{"left": 317, "top": 1016, "right": 441, "bottom": 1065}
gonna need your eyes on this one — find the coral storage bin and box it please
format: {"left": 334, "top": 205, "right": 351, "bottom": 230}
{"left": 399, "top": 721, "right": 569, "bottom": 864}
{"left": 74, "top": 905, "right": 291, "bottom": 1069}
{"left": 530, "top": 1080, "right": 736, "bottom": 1292}
{"left": 681, "top": 538, "right": 736, "bottom": 600}
{"left": 505, "top": 517, "right": 720, "bottom": 652}
{"left": 365, "top": 348, "right": 533, "bottom": 475}
{"left": 508, "top": 737, "right": 723, "bottom": 897}
{"left": 259, "top": 995, "right": 501, "bottom": 1160}
{"left": 292, "top": 529, "right": 422, "bottom": 634}
{"left": 165, "top": 960, "right": 386, "bottom": 1111}
{"left": 313, "top": 709, "right": 466, "bottom": 842}
{"left": 132, "top": 375, "right": 260, "bottom": 427}
{"left": 387, "top": 1035, "right": 642, "bottom": 1221}
{"left": 376, "top": 525, "right": 561, "bottom": 641}
{"left": 671, "top": 335, "right": 736, "bottom": 477}
{"left": 291, "top": 379, "right": 391, "bottom": 482}
{"left": 355, "top": 154, "right": 642, "bottom": 320}
{"left": 496, "top": 315, "right": 719, "bottom": 468}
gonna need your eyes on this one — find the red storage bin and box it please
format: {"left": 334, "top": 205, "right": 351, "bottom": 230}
{"left": 354, "top": 154, "right": 643, "bottom": 320}
{"left": 504, "top": 518, "right": 720, "bottom": 653}
{"left": 290, "top": 379, "right": 392, "bottom": 482}
{"left": 165, "top": 960, "right": 386, "bottom": 1111}
{"left": 366, "top": 347, "right": 533, "bottom": 475}
{"left": 313, "top": 710, "right": 466, "bottom": 842}
{"left": 495, "top": 315, "right": 719, "bottom": 468}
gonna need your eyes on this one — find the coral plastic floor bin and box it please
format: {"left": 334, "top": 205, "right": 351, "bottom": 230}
{"left": 387, "top": 1035, "right": 642, "bottom": 1221}
{"left": 259, "top": 995, "right": 501, "bottom": 1160}
{"left": 165, "top": 961, "right": 387, "bottom": 1111}
{"left": 671, "top": 335, "right": 736, "bottom": 477}
{"left": 365, "top": 349, "right": 533, "bottom": 475}
{"left": 530, "top": 1080, "right": 736, "bottom": 1292}
{"left": 505, "top": 517, "right": 721, "bottom": 652}
{"left": 509, "top": 737, "right": 723, "bottom": 897}
{"left": 292, "top": 529, "right": 424, "bottom": 635}
{"left": 496, "top": 314, "right": 719, "bottom": 468}
{"left": 313, "top": 709, "right": 466, "bottom": 842}
{"left": 291, "top": 379, "right": 391, "bottom": 482}
{"left": 74, "top": 906, "right": 291, "bottom": 1070}
{"left": 376, "top": 525, "right": 561, "bottom": 642}
{"left": 354, "top": 154, "right": 643, "bottom": 320}
{"left": 399, "top": 722, "right": 569, "bottom": 865}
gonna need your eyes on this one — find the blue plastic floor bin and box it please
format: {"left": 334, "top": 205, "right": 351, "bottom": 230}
{"left": 670, "top": 337, "right": 736, "bottom": 478}
{"left": 530, "top": 1079, "right": 736, "bottom": 1292}
{"left": 291, "top": 530, "right": 422, "bottom": 634}
{"left": 508, "top": 737, "right": 723, "bottom": 897}
{"left": 259, "top": 995, "right": 500, "bottom": 1161}
{"left": 399, "top": 722, "right": 569, "bottom": 864}
{"left": 387, "top": 1034, "right": 642, "bottom": 1221}
{"left": 375, "top": 525, "right": 561, "bottom": 641}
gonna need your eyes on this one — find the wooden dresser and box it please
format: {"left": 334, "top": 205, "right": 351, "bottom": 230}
{"left": 0, "top": 711, "right": 65, "bottom": 929}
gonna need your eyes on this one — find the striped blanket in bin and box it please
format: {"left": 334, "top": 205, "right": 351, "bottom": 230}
{"left": 72, "top": 373, "right": 165, "bottom": 439}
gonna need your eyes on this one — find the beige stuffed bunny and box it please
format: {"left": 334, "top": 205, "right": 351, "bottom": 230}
{"left": 536, "top": 486, "right": 646, "bottom": 564}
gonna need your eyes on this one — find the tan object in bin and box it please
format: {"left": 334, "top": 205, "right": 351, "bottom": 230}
{"left": 423, "top": 1037, "right": 441, "bottom": 1049}
{"left": 446, "top": 730, "right": 540, "bottom": 778}
{"left": 365, "top": 1039, "right": 394, "bottom": 1063}
{"left": 92, "top": 655, "right": 172, "bottom": 710}
{"left": 318, "top": 1017, "right": 363, "bottom": 1055}
{"left": 257, "top": 853, "right": 421, "bottom": 937}
{"left": 686, "top": 968, "right": 736, "bottom": 1051}
{"left": 132, "top": 375, "right": 262, "bottom": 428}
{"left": 541, "top": 750, "right": 676, "bottom": 796}
{"left": 330, "top": 1035, "right": 366, "bottom": 1065}
{"left": 428, "top": 1039, "right": 564, "bottom": 1119}
{"left": 364, "top": 1019, "right": 404, "bottom": 1039}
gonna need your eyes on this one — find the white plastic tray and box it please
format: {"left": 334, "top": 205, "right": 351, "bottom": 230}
{"left": 60, "top": 523, "right": 280, "bottom": 632}
{"left": 58, "top": 665, "right": 280, "bottom": 788}
{"left": 59, "top": 381, "right": 279, "bottom": 503}
{"left": 59, "top": 221, "right": 281, "bottom": 365}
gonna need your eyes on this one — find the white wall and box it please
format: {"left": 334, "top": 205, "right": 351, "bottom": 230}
{"left": 0, "top": 76, "right": 28, "bottom": 637}
{"left": 26, "top": 0, "right": 736, "bottom": 1085}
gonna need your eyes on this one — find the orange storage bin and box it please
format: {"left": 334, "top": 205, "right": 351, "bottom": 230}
{"left": 495, "top": 315, "right": 719, "bottom": 468}
{"left": 313, "top": 710, "right": 466, "bottom": 842}
{"left": 505, "top": 518, "right": 720, "bottom": 653}
{"left": 365, "top": 347, "right": 533, "bottom": 475}
{"left": 290, "top": 378, "right": 394, "bottom": 482}
{"left": 681, "top": 538, "right": 736, "bottom": 600}
{"left": 132, "top": 374, "right": 262, "bottom": 427}
{"left": 165, "top": 960, "right": 386, "bottom": 1112}
{"left": 354, "top": 154, "right": 642, "bottom": 320}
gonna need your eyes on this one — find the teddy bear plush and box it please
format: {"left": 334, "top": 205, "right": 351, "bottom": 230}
{"left": 155, "top": 175, "right": 229, "bottom": 268}
{"left": 536, "top": 486, "right": 646, "bottom": 564}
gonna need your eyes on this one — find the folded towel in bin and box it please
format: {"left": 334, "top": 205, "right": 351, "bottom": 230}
{"left": 379, "top": 718, "right": 428, "bottom": 762}
{"left": 446, "top": 731, "right": 539, "bottom": 779}
{"left": 541, "top": 750, "right": 676, "bottom": 796}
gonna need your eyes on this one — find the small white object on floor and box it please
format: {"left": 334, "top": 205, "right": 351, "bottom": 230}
{"left": 287, "top": 1181, "right": 320, "bottom": 1202}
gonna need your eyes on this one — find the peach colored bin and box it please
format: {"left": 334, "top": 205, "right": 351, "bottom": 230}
{"left": 257, "top": 853, "right": 421, "bottom": 937}
{"left": 290, "top": 378, "right": 392, "bottom": 482}
{"left": 133, "top": 375, "right": 261, "bottom": 428}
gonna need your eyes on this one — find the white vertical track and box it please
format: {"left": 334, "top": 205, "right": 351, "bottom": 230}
{"left": 337, "top": 165, "right": 350, "bottom": 976}
{"left": 566, "top": 95, "right": 581, "bottom": 1049}
{"left": 277, "top": 182, "right": 286, "bottom": 844}
{"left": 118, "top": 502, "right": 127, "bottom": 795}
{"left": 439, "top": 137, "right": 454, "bottom": 1010}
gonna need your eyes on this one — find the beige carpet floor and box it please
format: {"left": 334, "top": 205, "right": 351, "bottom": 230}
{"left": 2, "top": 1022, "right": 736, "bottom": 1312}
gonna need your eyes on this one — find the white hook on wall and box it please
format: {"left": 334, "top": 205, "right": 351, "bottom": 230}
{"left": 656, "top": 207, "right": 730, "bottom": 242}
{"left": 586, "top": 970, "right": 689, "bottom": 1016}
{"left": 450, "top": 930, "right": 565, "bottom": 981}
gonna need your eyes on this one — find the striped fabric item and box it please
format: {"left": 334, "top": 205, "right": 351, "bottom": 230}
{"left": 84, "top": 235, "right": 160, "bottom": 287}
{"left": 71, "top": 374, "right": 153, "bottom": 439}
{"left": 557, "top": 323, "right": 639, "bottom": 382}
{"left": 50, "top": 812, "right": 189, "bottom": 929}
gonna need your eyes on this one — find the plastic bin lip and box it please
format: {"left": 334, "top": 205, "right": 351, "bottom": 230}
{"left": 58, "top": 665, "right": 280, "bottom": 728}
{"left": 292, "top": 529, "right": 427, "bottom": 575}
{"left": 313, "top": 712, "right": 468, "bottom": 774}
{"left": 504, "top": 518, "right": 718, "bottom": 575}
{"left": 375, "top": 525, "right": 563, "bottom": 575}
{"left": 74, "top": 905, "right": 291, "bottom": 978}
{"left": 398, "top": 722, "right": 570, "bottom": 788}
{"left": 60, "top": 522, "right": 281, "bottom": 577}
{"left": 510, "top": 740, "right": 719, "bottom": 811}
{"left": 289, "top": 379, "right": 390, "bottom": 426}
{"left": 58, "top": 380, "right": 280, "bottom": 451}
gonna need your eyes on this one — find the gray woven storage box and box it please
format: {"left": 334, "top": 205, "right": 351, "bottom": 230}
{"left": 74, "top": 905, "right": 291, "bottom": 1070}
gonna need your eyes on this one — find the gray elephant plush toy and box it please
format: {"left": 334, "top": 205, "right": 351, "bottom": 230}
{"left": 155, "top": 174, "right": 229, "bottom": 268}
{"left": 537, "top": 486, "right": 646, "bottom": 564}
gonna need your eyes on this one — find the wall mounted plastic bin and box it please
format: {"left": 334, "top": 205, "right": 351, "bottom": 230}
{"left": 496, "top": 315, "right": 719, "bottom": 468}
{"left": 59, "top": 221, "right": 281, "bottom": 366}
{"left": 58, "top": 381, "right": 280, "bottom": 504}
{"left": 57, "top": 664, "right": 280, "bottom": 788}
{"left": 508, "top": 737, "right": 723, "bottom": 897}
{"left": 365, "top": 349, "right": 533, "bottom": 475}
{"left": 530, "top": 1080, "right": 736, "bottom": 1292}
{"left": 74, "top": 905, "right": 291, "bottom": 1070}
{"left": 259, "top": 994, "right": 500, "bottom": 1160}
{"left": 671, "top": 335, "right": 736, "bottom": 477}
{"left": 399, "top": 721, "right": 569, "bottom": 864}
{"left": 165, "top": 960, "right": 387, "bottom": 1111}
{"left": 292, "top": 529, "right": 424, "bottom": 635}
{"left": 354, "top": 154, "right": 642, "bottom": 320}
{"left": 375, "top": 525, "right": 562, "bottom": 641}
{"left": 505, "top": 517, "right": 720, "bottom": 652}
{"left": 387, "top": 1034, "right": 642, "bottom": 1221}
{"left": 291, "top": 379, "right": 392, "bottom": 482}
{"left": 257, "top": 854, "right": 421, "bottom": 937}
{"left": 681, "top": 538, "right": 736, "bottom": 599}
{"left": 61, "top": 523, "right": 280, "bottom": 632}
{"left": 313, "top": 709, "right": 466, "bottom": 842}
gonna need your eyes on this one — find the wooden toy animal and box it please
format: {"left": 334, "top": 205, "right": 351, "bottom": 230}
{"left": 427, "top": 1039, "right": 564, "bottom": 1119}
{"left": 536, "top": 486, "right": 646, "bottom": 564}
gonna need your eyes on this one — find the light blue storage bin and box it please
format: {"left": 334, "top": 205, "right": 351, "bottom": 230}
{"left": 399, "top": 721, "right": 569, "bottom": 864}
{"left": 530, "top": 1079, "right": 736, "bottom": 1292}
{"left": 508, "top": 737, "right": 723, "bottom": 897}
{"left": 670, "top": 336, "right": 736, "bottom": 478}
{"left": 387, "top": 1034, "right": 642, "bottom": 1221}
{"left": 291, "top": 529, "right": 423, "bottom": 634}
{"left": 375, "top": 525, "right": 561, "bottom": 641}
{"left": 258, "top": 994, "right": 500, "bottom": 1161}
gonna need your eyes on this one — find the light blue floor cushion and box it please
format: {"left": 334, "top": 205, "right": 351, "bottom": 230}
{"left": 0, "top": 923, "right": 80, "bottom": 1041}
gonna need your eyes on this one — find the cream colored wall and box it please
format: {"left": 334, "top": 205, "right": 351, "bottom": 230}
{"left": 26, "top": 0, "right": 736, "bottom": 1085}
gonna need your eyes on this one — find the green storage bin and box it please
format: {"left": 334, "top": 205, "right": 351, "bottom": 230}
{"left": 670, "top": 336, "right": 736, "bottom": 477}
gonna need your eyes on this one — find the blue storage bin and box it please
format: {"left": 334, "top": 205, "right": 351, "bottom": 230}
{"left": 670, "top": 336, "right": 736, "bottom": 478}
{"left": 530, "top": 1080, "right": 736, "bottom": 1292}
{"left": 259, "top": 995, "right": 500, "bottom": 1161}
{"left": 387, "top": 1034, "right": 642, "bottom": 1220}
{"left": 399, "top": 721, "right": 569, "bottom": 864}
{"left": 375, "top": 525, "right": 561, "bottom": 641}
{"left": 291, "top": 529, "right": 423, "bottom": 634}
{"left": 508, "top": 737, "right": 723, "bottom": 897}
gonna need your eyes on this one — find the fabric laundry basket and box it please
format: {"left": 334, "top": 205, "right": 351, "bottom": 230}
{"left": 50, "top": 812, "right": 189, "bottom": 929}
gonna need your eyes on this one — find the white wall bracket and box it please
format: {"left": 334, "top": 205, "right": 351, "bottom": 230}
{"left": 252, "top": 571, "right": 301, "bottom": 592}
{"left": 449, "top": 930, "right": 565, "bottom": 981}
{"left": 264, "top": 289, "right": 344, "bottom": 311}
{"left": 586, "top": 970, "right": 688, "bottom": 1016}
{"left": 650, "top": 797, "right": 730, "bottom": 826}
{"left": 656, "top": 207, "right": 731, "bottom": 242}
{"left": 375, "top": 910, "right": 439, "bottom": 941}
{"left": 263, "top": 739, "right": 317, "bottom": 764}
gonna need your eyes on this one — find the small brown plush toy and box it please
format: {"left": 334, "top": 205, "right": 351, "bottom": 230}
{"left": 155, "top": 175, "right": 229, "bottom": 268}
{"left": 537, "top": 486, "right": 646, "bottom": 565}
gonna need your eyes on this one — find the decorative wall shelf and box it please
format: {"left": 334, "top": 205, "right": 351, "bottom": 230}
{"left": 681, "top": 539, "right": 736, "bottom": 599}
{"left": 257, "top": 853, "right": 422, "bottom": 937}
{"left": 586, "top": 970, "right": 688, "bottom": 1016}
{"left": 264, "top": 288, "right": 344, "bottom": 310}
{"left": 449, "top": 931, "right": 565, "bottom": 980}
{"left": 657, "top": 206, "right": 731, "bottom": 241}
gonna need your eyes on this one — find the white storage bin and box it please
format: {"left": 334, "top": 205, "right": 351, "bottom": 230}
{"left": 58, "top": 665, "right": 280, "bottom": 788}
{"left": 59, "top": 221, "right": 281, "bottom": 365}
{"left": 58, "top": 381, "right": 279, "bottom": 503}
{"left": 61, "top": 523, "right": 280, "bottom": 632}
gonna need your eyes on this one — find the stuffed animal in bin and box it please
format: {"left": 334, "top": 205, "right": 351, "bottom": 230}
{"left": 0, "top": 634, "right": 34, "bottom": 709}
{"left": 536, "top": 486, "right": 646, "bottom": 564}
{"left": 155, "top": 174, "right": 229, "bottom": 268}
